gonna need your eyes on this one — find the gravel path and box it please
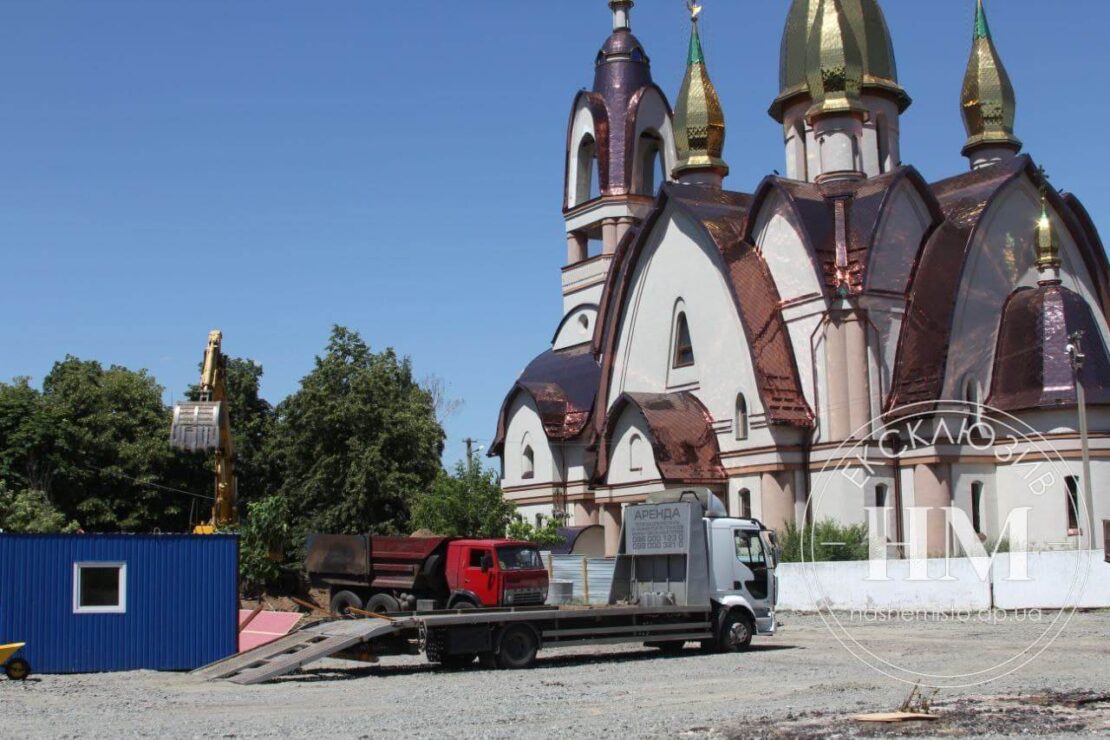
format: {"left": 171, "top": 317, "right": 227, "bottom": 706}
{"left": 4, "top": 612, "right": 1109, "bottom": 738}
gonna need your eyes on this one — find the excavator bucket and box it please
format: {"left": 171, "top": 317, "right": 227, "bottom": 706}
{"left": 170, "top": 401, "right": 224, "bottom": 453}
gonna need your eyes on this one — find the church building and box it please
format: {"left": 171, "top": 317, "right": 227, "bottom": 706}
{"left": 491, "top": 0, "right": 1110, "bottom": 557}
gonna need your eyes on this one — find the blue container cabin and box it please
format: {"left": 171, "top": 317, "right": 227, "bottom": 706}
{"left": 0, "top": 533, "right": 238, "bottom": 673}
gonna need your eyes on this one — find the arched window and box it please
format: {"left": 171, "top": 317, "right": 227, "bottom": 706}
{"left": 876, "top": 113, "right": 889, "bottom": 174}
{"left": 629, "top": 433, "right": 644, "bottom": 472}
{"left": 521, "top": 441, "right": 535, "bottom": 480}
{"left": 575, "top": 135, "right": 598, "bottom": 205}
{"left": 964, "top": 378, "right": 982, "bottom": 424}
{"left": 635, "top": 132, "right": 662, "bottom": 195}
{"left": 738, "top": 488, "right": 752, "bottom": 519}
{"left": 672, "top": 311, "right": 695, "bottom": 368}
{"left": 875, "top": 483, "right": 888, "bottom": 509}
{"left": 790, "top": 119, "right": 808, "bottom": 181}
{"left": 971, "top": 481, "right": 984, "bottom": 535}
{"left": 735, "top": 394, "right": 749, "bottom": 441}
{"left": 1065, "top": 475, "right": 1081, "bottom": 533}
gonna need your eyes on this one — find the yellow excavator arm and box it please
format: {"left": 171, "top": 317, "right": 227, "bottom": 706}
{"left": 170, "top": 330, "right": 237, "bottom": 533}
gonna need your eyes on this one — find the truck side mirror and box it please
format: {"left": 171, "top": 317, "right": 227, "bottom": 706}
{"left": 480, "top": 554, "right": 493, "bottom": 573}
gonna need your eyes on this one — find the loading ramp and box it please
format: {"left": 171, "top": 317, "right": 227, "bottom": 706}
{"left": 192, "top": 617, "right": 400, "bottom": 685}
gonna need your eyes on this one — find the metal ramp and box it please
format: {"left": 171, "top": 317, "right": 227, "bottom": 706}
{"left": 192, "top": 618, "right": 402, "bottom": 685}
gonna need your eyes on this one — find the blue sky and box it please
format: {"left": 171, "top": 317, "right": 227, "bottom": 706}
{"left": 2, "top": 0, "right": 1107, "bottom": 466}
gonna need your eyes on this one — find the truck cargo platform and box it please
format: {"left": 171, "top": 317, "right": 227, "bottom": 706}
{"left": 192, "top": 617, "right": 400, "bottom": 685}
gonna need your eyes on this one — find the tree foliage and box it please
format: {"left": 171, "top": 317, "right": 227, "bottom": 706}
{"left": 272, "top": 326, "right": 444, "bottom": 538}
{"left": 507, "top": 515, "right": 565, "bottom": 547}
{"left": 0, "top": 359, "right": 191, "bottom": 532}
{"left": 232, "top": 495, "right": 291, "bottom": 589}
{"left": 777, "top": 519, "right": 869, "bottom": 563}
{"left": 409, "top": 455, "right": 514, "bottom": 538}
{"left": 0, "top": 482, "right": 79, "bottom": 533}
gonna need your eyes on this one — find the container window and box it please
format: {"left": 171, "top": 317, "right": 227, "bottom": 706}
{"left": 74, "top": 562, "right": 126, "bottom": 614}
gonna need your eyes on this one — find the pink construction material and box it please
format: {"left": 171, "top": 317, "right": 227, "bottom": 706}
{"left": 238, "top": 610, "right": 302, "bottom": 652}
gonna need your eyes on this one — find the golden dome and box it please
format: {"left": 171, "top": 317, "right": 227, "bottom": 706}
{"left": 674, "top": 6, "right": 728, "bottom": 176}
{"left": 771, "top": 0, "right": 909, "bottom": 122}
{"left": 1035, "top": 191, "right": 1060, "bottom": 272}
{"left": 961, "top": 0, "right": 1021, "bottom": 156}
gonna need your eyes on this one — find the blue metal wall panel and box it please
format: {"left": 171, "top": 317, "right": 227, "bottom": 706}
{"left": 0, "top": 534, "right": 239, "bottom": 673}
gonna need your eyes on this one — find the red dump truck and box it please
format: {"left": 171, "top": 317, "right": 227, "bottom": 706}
{"left": 304, "top": 535, "right": 550, "bottom": 615}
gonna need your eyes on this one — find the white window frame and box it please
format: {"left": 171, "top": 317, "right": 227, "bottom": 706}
{"left": 73, "top": 562, "right": 127, "bottom": 614}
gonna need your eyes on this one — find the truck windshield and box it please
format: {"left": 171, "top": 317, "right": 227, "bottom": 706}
{"left": 734, "top": 530, "right": 767, "bottom": 567}
{"left": 497, "top": 546, "right": 544, "bottom": 571}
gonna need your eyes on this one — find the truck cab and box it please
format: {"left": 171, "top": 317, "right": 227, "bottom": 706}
{"left": 611, "top": 489, "right": 778, "bottom": 649}
{"left": 706, "top": 516, "right": 777, "bottom": 637}
{"left": 445, "top": 540, "right": 549, "bottom": 608}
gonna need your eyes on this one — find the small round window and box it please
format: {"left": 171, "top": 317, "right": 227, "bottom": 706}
{"left": 577, "top": 315, "right": 590, "bottom": 335}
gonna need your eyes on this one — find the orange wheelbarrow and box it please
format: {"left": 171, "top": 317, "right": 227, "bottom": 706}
{"left": 0, "top": 643, "right": 31, "bottom": 680}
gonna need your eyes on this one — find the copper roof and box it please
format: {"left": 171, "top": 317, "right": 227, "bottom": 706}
{"left": 746, "top": 167, "right": 940, "bottom": 298}
{"left": 594, "top": 392, "right": 726, "bottom": 485}
{"left": 591, "top": 183, "right": 814, "bottom": 439}
{"left": 887, "top": 156, "right": 1040, "bottom": 414}
{"left": 489, "top": 344, "right": 601, "bottom": 456}
{"left": 988, "top": 283, "right": 1110, "bottom": 412}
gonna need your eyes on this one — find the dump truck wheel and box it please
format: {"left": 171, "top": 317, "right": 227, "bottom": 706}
{"left": 718, "top": 611, "right": 754, "bottom": 652}
{"left": 5, "top": 658, "right": 30, "bottom": 681}
{"left": 330, "top": 591, "right": 363, "bottom": 616}
{"left": 497, "top": 625, "right": 538, "bottom": 670}
{"left": 365, "top": 594, "right": 400, "bottom": 615}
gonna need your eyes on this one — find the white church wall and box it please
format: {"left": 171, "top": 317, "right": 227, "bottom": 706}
{"left": 514, "top": 503, "right": 556, "bottom": 528}
{"left": 604, "top": 405, "right": 664, "bottom": 487}
{"left": 628, "top": 87, "right": 677, "bottom": 192}
{"left": 552, "top": 304, "right": 598, "bottom": 351}
{"left": 565, "top": 100, "right": 599, "bottom": 210}
{"left": 501, "top": 392, "right": 554, "bottom": 488}
{"left": 752, "top": 193, "right": 825, "bottom": 303}
{"left": 607, "top": 206, "right": 775, "bottom": 451}
{"left": 866, "top": 180, "right": 932, "bottom": 295}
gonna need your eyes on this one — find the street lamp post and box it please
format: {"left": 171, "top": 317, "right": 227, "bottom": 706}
{"left": 1068, "top": 331, "right": 1095, "bottom": 549}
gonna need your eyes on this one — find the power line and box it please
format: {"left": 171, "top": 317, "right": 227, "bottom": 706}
{"left": 75, "top": 462, "right": 214, "bottom": 502}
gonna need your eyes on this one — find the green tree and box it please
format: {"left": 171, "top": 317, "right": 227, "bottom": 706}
{"left": 410, "top": 455, "right": 514, "bottom": 538}
{"left": 0, "top": 482, "right": 79, "bottom": 533}
{"left": 232, "top": 495, "right": 292, "bottom": 589}
{"left": 38, "top": 357, "right": 187, "bottom": 532}
{"left": 0, "top": 378, "right": 57, "bottom": 493}
{"left": 273, "top": 326, "right": 444, "bottom": 538}
{"left": 507, "top": 515, "right": 565, "bottom": 547}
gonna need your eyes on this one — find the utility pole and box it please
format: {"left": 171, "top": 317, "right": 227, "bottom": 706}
{"left": 1068, "top": 330, "right": 1095, "bottom": 549}
{"left": 463, "top": 437, "right": 479, "bottom": 470}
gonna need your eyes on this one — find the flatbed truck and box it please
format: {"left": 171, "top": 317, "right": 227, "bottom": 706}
{"left": 195, "top": 490, "right": 778, "bottom": 684}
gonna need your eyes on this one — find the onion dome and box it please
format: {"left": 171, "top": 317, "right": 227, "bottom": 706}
{"left": 674, "top": 4, "right": 728, "bottom": 178}
{"left": 771, "top": 0, "right": 909, "bottom": 122}
{"left": 1035, "top": 190, "right": 1061, "bottom": 274}
{"left": 961, "top": 0, "right": 1021, "bottom": 157}
{"left": 804, "top": 0, "right": 868, "bottom": 121}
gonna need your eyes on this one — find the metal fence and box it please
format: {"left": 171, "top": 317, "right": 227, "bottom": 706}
{"left": 543, "top": 553, "right": 616, "bottom": 605}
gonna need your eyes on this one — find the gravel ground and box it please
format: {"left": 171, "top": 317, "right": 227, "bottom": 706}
{"left": 4, "top": 612, "right": 1109, "bottom": 738}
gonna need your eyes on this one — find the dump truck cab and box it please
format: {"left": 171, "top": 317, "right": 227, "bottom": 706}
{"left": 444, "top": 540, "right": 548, "bottom": 609}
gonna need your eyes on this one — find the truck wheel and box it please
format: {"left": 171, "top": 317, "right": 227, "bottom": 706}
{"left": 717, "top": 611, "right": 754, "bottom": 652}
{"left": 496, "top": 625, "right": 538, "bottom": 670}
{"left": 365, "top": 594, "right": 400, "bottom": 615}
{"left": 330, "top": 591, "right": 363, "bottom": 616}
{"left": 5, "top": 658, "right": 30, "bottom": 681}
